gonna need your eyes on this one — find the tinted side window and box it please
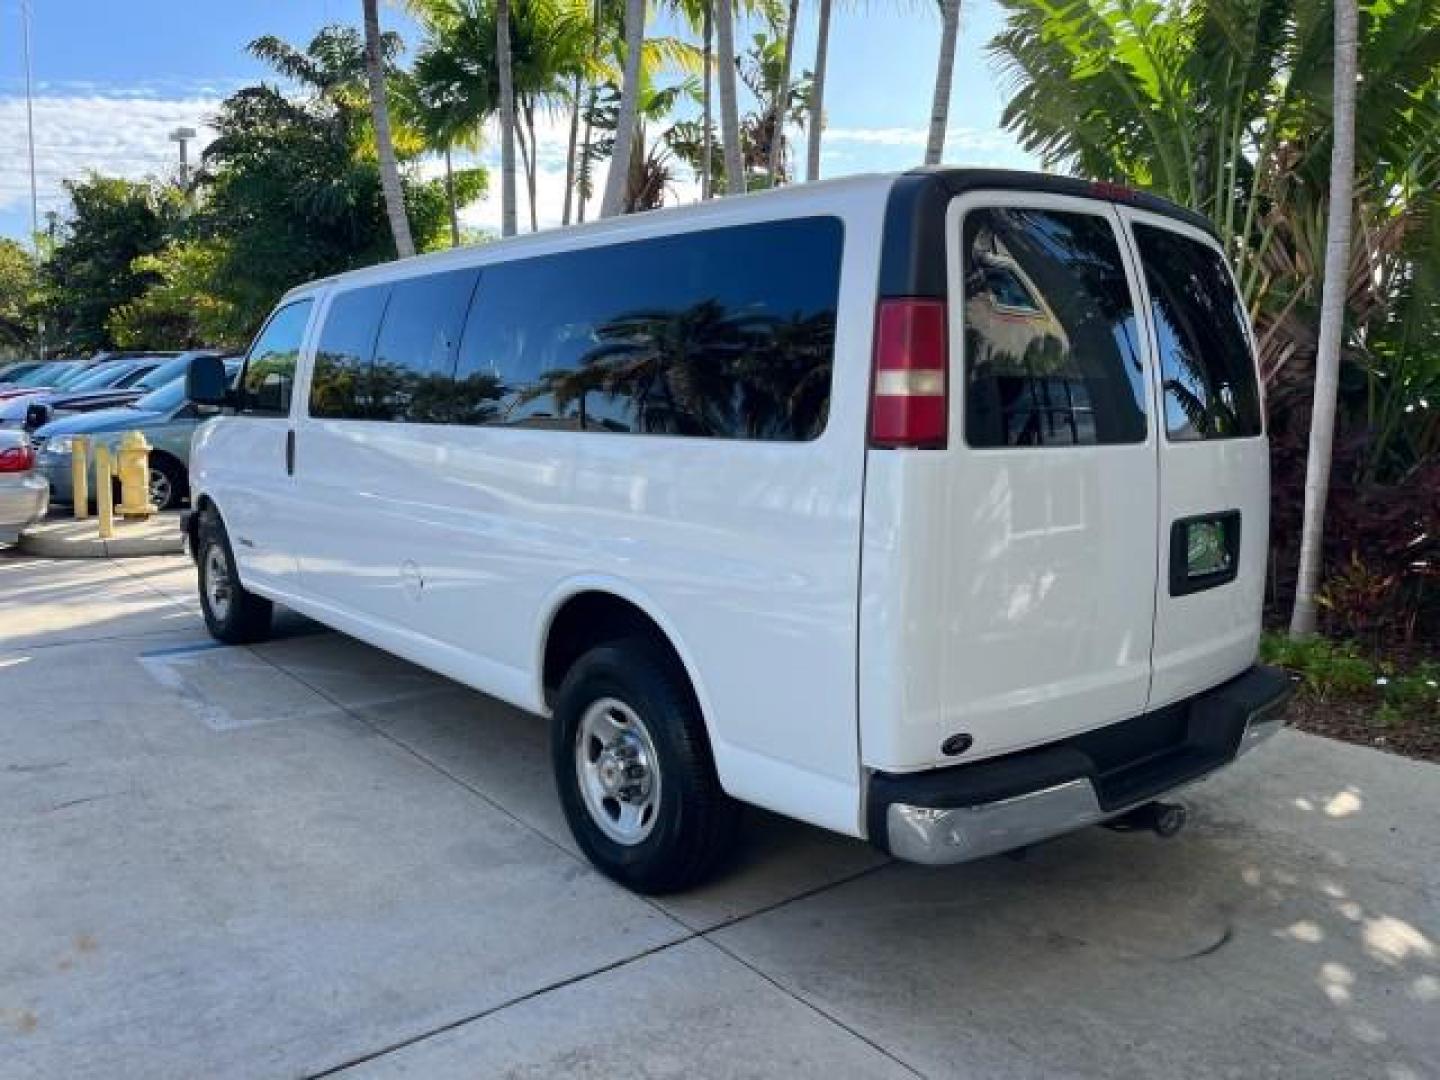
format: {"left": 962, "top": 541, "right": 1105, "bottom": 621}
{"left": 240, "top": 300, "right": 314, "bottom": 416}
{"left": 1134, "top": 224, "right": 1262, "bottom": 440}
{"left": 963, "top": 208, "right": 1146, "bottom": 448}
{"left": 456, "top": 217, "right": 842, "bottom": 439}
{"left": 310, "top": 285, "right": 389, "bottom": 420}
{"left": 370, "top": 269, "right": 480, "bottom": 422}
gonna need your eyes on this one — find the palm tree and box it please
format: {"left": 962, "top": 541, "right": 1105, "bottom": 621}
{"left": 924, "top": 0, "right": 961, "bottom": 165}
{"left": 767, "top": 0, "right": 800, "bottom": 184}
{"left": 805, "top": 0, "right": 831, "bottom": 182}
{"left": 396, "top": 58, "right": 489, "bottom": 245}
{"left": 497, "top": 0, "right": 519, "bottom": 236}
{"left": 362, "top": 0, "right": 416, "bottom": 256}
{"left": 702, "top": 0, "right": 714, "bottom": 196}
{"left": 1290, "top": 0, "right": 1359, "bottom": 636}
{"left": 601, "top": 0, "right": 649, "bottom": 216}
{"left": 714, "top": 0, "right": 745, "bottom": 193}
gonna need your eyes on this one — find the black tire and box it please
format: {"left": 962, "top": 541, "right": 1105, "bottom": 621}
{"left": 196, "top": 508, "right": 273, "bottom": 645}
{"left": 149, "top": 456, "right": 187, "bottom": 511}
{"left": 552, "top": 636, "right": 739, "bottom": 894}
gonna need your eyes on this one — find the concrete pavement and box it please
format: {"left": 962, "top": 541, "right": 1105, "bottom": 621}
{"left": 1, "top": 550, "right": 1436, "bottom": 1078}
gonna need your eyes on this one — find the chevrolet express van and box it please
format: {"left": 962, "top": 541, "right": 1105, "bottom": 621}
{"left": 184, "top": 168, "right": 1291, "bottom": 893}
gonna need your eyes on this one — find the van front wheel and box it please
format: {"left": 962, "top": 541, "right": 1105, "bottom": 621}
{"left": 552, "top": 637, "right": 738, "bottom": 894}
{"left": 197, "top": 510, "right": 273, "bottom": 645}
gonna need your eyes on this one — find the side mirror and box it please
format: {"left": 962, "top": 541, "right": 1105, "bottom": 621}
{"left": 186, "top": 354, "right": 231, "bottom": 408}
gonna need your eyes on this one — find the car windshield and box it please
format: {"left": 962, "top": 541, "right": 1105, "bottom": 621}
{"left": 0, "top": 362, "right": 40, "bottom": 382}
{"left": 69, "top": 363, "right": 136, "bottom": 391}
{"left": 53, "top": 365, "right": 102, "bottom": 389}
{"left": 133, "top": 356, "right": 190, "bottom": 391}
{"left": 132, "top": 376, "right": 189, "bottom": 413}
{"left": 15, "top": 362, "right": 75, "bottom": 387}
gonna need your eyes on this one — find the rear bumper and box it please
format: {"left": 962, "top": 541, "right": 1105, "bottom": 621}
{"left": 869, "top": 665, "right": 1292, "bottom": 865}
{"left": 0, "top": 474, "right": 49, "bottom": 544}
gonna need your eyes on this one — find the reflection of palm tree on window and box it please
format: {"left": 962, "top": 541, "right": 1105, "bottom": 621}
{"left": 519, "top": 299, "right": 834, "bottom": 439}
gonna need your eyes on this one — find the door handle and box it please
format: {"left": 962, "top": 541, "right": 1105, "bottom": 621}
{"left": 285, "top": 429, "right": 296, "bottom": 476}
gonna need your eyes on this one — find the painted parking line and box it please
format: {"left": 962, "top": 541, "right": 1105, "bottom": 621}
{"left": 138, "top": 640, "right": 230, "bottom": 659}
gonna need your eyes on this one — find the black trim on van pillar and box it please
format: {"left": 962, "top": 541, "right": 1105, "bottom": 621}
{"left": 877, "top": 168, "right": 1217, "bottom": 302}
{"left": 866, "top": 665, "right": 1292, "bottom": 864}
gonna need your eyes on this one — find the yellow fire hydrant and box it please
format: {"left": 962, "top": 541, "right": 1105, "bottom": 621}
{"left": 116, "top": 430, "right": 157, "bottom": 521}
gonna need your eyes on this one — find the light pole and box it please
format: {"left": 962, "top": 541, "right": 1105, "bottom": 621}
{"left": 169, "top": 126, "right": 198, "bottom": 188}
{"left": 21, "top": 0, "right": 45, "bottom": 358}
{"left": 21, "top": 0, "right": 39, "bottom": 254}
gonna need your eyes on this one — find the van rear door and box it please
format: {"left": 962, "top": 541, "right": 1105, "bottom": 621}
{"left": 859, "top": 191, "right": 1164, "bottom": 772}
{"left": 1117, "top": 207, "right": 1268, "bottom": 708}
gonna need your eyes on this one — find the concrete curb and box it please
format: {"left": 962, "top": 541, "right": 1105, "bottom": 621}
{"left": 19, "top": 512, "right": 185, "bottom": 559}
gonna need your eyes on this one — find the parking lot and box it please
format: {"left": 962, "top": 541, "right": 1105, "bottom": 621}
{"left": 2, "top": 548, "right": 1437, "bottom": 1079}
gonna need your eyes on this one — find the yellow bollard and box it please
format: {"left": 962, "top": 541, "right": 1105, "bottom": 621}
{"left": 94, "top": 444, "right": 115, "bottom": 540}
{"left": 116, "top": 431, "right": 156, "bottom": 521}
{"left": 71, "top": 436, "right": 90, "bottom": 520}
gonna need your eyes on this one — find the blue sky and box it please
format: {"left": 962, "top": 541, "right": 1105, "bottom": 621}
{"left": 0, "top": 0, "right": 1036, "bottom": 242}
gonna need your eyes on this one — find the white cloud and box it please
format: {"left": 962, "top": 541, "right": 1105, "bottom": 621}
{"left": 0, "top": 94, "right": 218, "bottom": 228}
{"left": 825, "top": 124, "right": 1024, "bottom": 157}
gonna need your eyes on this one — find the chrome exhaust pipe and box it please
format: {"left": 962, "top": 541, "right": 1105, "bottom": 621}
{"left": 1104, "top": 800, "right": 1188, "bottom": 838}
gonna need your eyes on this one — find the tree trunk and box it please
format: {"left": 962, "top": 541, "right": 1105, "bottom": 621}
{"left": 924, "top": 0, "right": 962, "bottom": 166}
{"left": 1289, "top": 0, "right": 1359, "bottom": 637}
{"left": 524, "top": 101, "right": 540, "bottom": 231}
{"left": 362, "top": 0, "right": 415, "bottom": 257}
{"left": 702, "top": 0, "right": 713, "bottom": 199}
{"left": 497, "top": 0, "right": 518, "bottom": 237}
{"left": 714, "top": 0, "right": 744, "bottom": 194}
{"left": 577, "top": 95, "right": 595, "bottom": 223}
{"left": 513, "top": 100, "right": 538, "bottom": 232}
{"left": 444, "top": 146, "right": 460, "bottom": 246}
{"left": 601, "top": 0, "right": 647, "bottom": 217}
{"left": 767, "top": 0, "right": 800, "bottom": 186}
{"left": 806, "top": 0, "right": 832, "bottom": 183}
{"left": 563, "top": 73, "right": 583, "bottom": 225}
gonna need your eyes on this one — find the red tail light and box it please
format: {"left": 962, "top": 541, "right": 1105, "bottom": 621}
{"left": 0, "top": 445, "right": 35, "bottom": 473}
{"left": 870, "top": 298, "right": 948, "bottom": 449}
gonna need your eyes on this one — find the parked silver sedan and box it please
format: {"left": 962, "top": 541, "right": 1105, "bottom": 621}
{"left": 0, "top": 429, "right": 49, "bottom": 545}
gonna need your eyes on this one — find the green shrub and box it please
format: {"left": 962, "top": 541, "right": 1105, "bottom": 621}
{"left": 1262, "top": 631, "right": 1440, "bottom": 725}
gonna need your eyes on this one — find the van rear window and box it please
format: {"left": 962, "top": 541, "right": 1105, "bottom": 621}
{"left": 962, "top": 207, "right": 1147, "bottom": 448}
{"left": 1133, "top": 224, "right": 1262, "bottom": 440}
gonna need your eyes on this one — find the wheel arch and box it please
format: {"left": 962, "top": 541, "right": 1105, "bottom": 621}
{"left": 149, "top": 446, "right": 188, "bottom": 480}
{"left": 535, "top": 579, "right": 718, "bottom": 751}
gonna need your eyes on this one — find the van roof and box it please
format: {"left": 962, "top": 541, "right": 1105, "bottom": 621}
{"left": 283, "top": 167, "right": 1212, "bottom": 303}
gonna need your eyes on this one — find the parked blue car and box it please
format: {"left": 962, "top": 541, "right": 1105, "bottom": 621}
{"left": 33, "top": 361, "right": 239, "bottom": 511}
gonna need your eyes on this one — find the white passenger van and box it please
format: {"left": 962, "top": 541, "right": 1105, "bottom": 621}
{"left": 184, "top": 168, "right": 1290, "bottom": 893}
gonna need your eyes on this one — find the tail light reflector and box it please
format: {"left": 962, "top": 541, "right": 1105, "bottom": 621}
{"left": 0, "top": 445, "right": 35, "bottom": 473}
{"left": 870, "top": 298, "right": 948, "bottom": 449}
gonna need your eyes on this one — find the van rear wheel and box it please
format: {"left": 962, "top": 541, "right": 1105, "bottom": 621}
{"left": 197, "top": 510, "right": 274, "bottom": 645}
{"left": 552, "top": 637, "right": 739, "bottom": 894}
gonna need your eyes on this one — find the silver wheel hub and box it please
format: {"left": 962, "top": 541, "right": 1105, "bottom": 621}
{"left": 204, "top": 546, "right": 233, "bottom": 622}
{"left": 575, "top": 698, "right": 660, "bottom": 846}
